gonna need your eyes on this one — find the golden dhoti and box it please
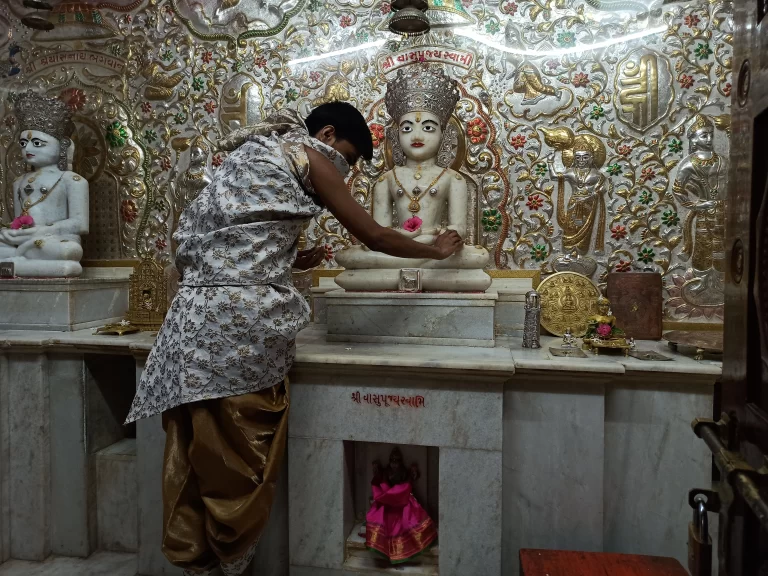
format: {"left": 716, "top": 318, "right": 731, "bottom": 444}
{"left": 161, "top": 380, "right": 289, "bottom": 575}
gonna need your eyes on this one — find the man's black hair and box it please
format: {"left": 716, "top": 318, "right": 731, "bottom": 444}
{"left": 305, "top": 101, "right": 374, "bottom": 161}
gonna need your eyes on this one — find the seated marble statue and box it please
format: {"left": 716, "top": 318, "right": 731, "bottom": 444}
{"left": 0, "top": 91, "right": 88, "bottom": 277}
{"left": 335, "top": 64, "right": 491, "bottom": 292}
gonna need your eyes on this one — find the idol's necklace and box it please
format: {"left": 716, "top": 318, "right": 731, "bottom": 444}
{"left": 21, "top": 173, "right": 65, "bottom": 216}
{"left": 393, "top": 167, "right": 448, "bottom": 214}
{"left": 692, "top": 153, "right": 719, "bottom": 168}
{"left": 24, "top": 169, "right": 48, "bottom": 194}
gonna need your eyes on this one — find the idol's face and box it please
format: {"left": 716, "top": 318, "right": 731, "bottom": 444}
{"left": 19, "top": 130, "right": 61, "bottom": 169}
{"left": 691, "top": 128, "right": 714, "bottom": 151}
{"left": 398, "top": 111, "right": 442, "bottom": 162}
{"left": 190, "top": 144, "right": 207, "bottom": 167}
{"left": 574, "top": 150, "right": 593, "bottom": 169}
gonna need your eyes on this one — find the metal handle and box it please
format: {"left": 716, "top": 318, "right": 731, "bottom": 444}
{"left": 694, "top": 494, "right": 709, "bottom": 541}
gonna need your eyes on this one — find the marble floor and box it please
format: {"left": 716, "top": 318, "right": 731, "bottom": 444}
{"left": 0, "top": 552, "right": 137, "bottom": 576}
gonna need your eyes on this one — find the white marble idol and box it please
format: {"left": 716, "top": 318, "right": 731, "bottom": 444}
{"left": 0, "top": 91, "right": 88, "bottom": 277}
{"left": 335, "top": 65, "right": 491, "bottom": 292}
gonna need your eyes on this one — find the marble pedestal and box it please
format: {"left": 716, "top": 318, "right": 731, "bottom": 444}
{"left": 326, "top": 291, "right": 497, "bottom": 347}
{"left": 334, "top": 268, "right": 492, "bottom": 292}
{"left": 0, "top": 277, "right": 129, "bottom": 331}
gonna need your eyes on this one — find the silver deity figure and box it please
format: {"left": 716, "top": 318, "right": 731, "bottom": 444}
{"left": 523, "top": 289, "right": 541, "bottom": 348}
{"left": 672, "top": 114, "right": 726, "bottom": 306}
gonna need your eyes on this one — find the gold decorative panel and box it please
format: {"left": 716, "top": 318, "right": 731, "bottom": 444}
{"left": 0, "top": 0, "right": 732, "bottom": 326}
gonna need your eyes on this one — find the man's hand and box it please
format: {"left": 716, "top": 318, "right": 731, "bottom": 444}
{"left": 294, "top": 246, "right": 325, "bottom": 270}
{"left": 433, "top": 230, "right": 463, "bottom": 259}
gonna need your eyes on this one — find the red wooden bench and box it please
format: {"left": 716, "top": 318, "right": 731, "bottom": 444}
{"left": 520, "top": 549, "right": 690, "bottom": 576}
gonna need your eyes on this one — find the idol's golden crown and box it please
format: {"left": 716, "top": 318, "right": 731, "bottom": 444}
{"left": 687, "top": 114, "right": 714, "bottom": 137}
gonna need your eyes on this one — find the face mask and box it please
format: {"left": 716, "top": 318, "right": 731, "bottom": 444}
{"left": 310, "top": 137, "right": 351, "bottom": 178}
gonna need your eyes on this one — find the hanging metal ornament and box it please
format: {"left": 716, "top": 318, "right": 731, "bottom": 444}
{"left": 425, "top": 0, "right": 475, "bottom": 29}
{"left": 20, "top": 0, "right": 55, "bottom": 31}
{"left": 388, "top": 0, "right": 430, "bottom": 37}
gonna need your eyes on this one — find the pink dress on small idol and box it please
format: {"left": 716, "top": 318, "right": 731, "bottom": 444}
{"left": 365, "top": 450, "right": 437, "bottom": 563}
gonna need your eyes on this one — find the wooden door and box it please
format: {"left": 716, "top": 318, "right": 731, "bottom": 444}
{"left": 699, "top": 2, "right": 768, "bottom": 575}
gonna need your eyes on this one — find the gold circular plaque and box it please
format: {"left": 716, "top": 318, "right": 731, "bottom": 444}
{"left": 538, "top": 271, "right": 601, "bottom": 337}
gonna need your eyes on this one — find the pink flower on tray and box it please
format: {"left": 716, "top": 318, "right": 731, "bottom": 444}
{"left": 403, "top": 216, "right": 423, "bottom": 232}
{"left": 596, "top": 323, "right": 612, "bottom": 337}
{"left": 10, "top": 215, "right": 34, "bottom": 230}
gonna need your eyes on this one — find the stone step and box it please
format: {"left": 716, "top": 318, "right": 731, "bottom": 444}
{"left": 345, "top": 521, "right": 438, "bottom": 574}
{"left": 343, "top": 555, "right": 439, "bottom": 575}
{"left": 0, "top": 552, "right": 136, "bottom": 576}
{"left": 95, "top": 438, "right": 138, "bottom": 553}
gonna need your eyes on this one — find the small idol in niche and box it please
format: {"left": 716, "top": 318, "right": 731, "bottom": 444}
{"left": 367, "top": 448, "right": 437, "bottom": 563}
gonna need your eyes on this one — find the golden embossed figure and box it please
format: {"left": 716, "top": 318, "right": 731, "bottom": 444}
{"left": 561, "top": 286, "right": 577, "bottom": 312}
{"left": 547, "top": 135, "right": 608, "bottom": 255}
{"left": 311, "top": 61, "right": 355, "bottom": 107}
{"left": 139, "top": 51, "right": 185, "bottom": 101}
{"left": 513, "top": 63, "right": 557, "bottom": 104}
{"left": 619, "top": 54, "right": 659, "bottom": 129}
{"left": 672, "top": 115, "right": 725, "bottom": 305}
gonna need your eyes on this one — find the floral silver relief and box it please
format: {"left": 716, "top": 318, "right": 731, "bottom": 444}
{"left": 0, "top": 0, "right": 731, "bottom": 326}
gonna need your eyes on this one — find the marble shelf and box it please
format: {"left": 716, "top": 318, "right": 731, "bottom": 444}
{"left": 0, "top": 325, "right": 722, "bottom": 380}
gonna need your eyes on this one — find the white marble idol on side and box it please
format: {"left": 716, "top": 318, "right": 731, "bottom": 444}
{"left": 0, "top": 91, "right": 88, "bottom": 278}
{"left": 334, "top": 64, "right": 491, "bottom": 292}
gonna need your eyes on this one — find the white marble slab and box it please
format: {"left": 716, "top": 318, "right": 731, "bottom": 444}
{"left": 0, "top": 278, "right": 128, "bottom": 331}
{"left": 503, "top": 378, "right": 607, "bottom": 576}
{"left": 603, "top": 382, "right": 714, "bottom": 567}
{"left": 295, "top": 329, "right": 514, "bottom": 373}
{"left": 439, "top": 448, "right": 502, "bottom": 576}
{"left": 0, "top": 325, "right": 721, "bottom": 382}
{"left": 326, "top": 291, "right": 497, "bottom": 347}
{"left": 48, "top": 354, "right": 91, "bottom": 558}
{"left": 8, "top": 353, "right": 50, "bottom": 561}
{"left": 288, "top": 438, "right": 347, "bottom": 570}
{"left": 494, "top": 299, "right": 525, "bottom": 337}
{"left": 96, "top": 439, "right": 138, "bottom": 553}
{"left": 290, "top": 368, "right": 504, "bottom": 451}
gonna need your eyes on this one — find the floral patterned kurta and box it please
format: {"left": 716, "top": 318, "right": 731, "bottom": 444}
{"left": 126, "top": 112, "right": 341, "bottom": 423}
